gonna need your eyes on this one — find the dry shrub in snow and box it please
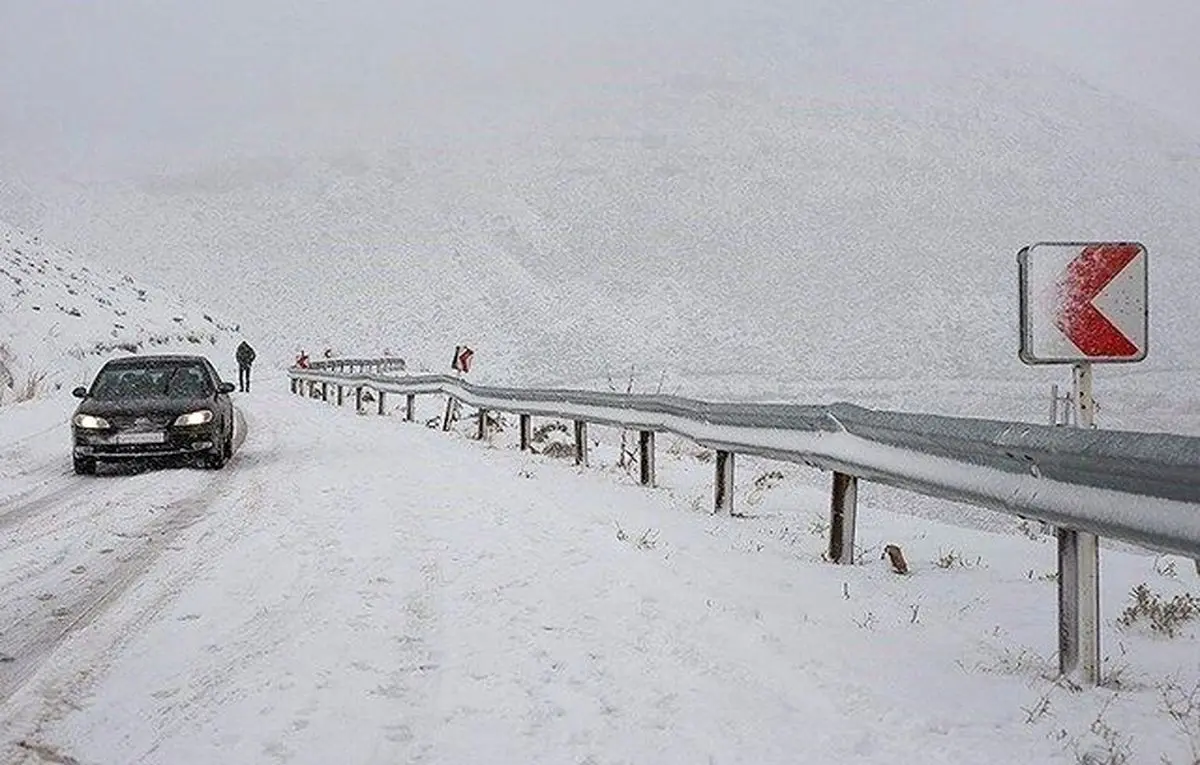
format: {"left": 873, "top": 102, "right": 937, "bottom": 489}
{"left": 1073, "top": 713, "right": 1133, "bottom": 765}
{"left": 0, "top": 343, "right": 12, "bottom": 390}
{"left": 935, "top": 549, "right": 981, "bottom": 569}
{"left": 1117, "top": 584, "right": 1199, "bottom": 638}
{"left": 12, "top": 370, "right": 47, "bottom": 402}
{"left": 1159, "top": 678, "right": 1200, "bottom": 765}
{"left": 0, "top": 355, "right": 46, "bottom": 405}
{"left": 745, "top": 469, "right": 785, "bottom": 507}
{"left": 614, "top": 522, "right": 658, "bottom": 550}
{"left": 539, "top": 441, "right": 576, "bottom": 460}
{"left": 528, "top": 420, "right": 572, "bottom": 458}
{"left": 605, "top": 365, "right": 665, "bottom": 473}
{"left": 530, "top": 421, "right": 567, "bottom": 444}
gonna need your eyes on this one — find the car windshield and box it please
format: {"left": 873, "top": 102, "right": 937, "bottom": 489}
{"left": 91, "top": 364, "right": 211, "bottom": 400}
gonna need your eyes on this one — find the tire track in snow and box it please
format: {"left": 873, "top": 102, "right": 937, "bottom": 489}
{"left": 0, "top": 476, "right": 92, "bottom": 536}
{"left": 4, "top": 398, "right": 453, "bottom": 764}
{"left": 0, "top": 418, "right": 77, "bottom": 515}
{"left": 0, "top": 406, "right": 255, "bottom": 708}
{"left": 0, "top": 405, "right": 245, "bottom": 539}
{"left": 1, "top": 408, "right": 273, "bottom": 760}
{"left": 0, "top": 475, "right": 222, "bottom": 705}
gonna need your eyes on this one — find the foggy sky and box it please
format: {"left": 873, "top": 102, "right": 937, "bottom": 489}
{"left": 3, "top": 1, "right": 1198, "bottom": 181}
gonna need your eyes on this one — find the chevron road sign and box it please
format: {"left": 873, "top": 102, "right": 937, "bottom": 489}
{"left": 1018, "top": 242, "right": 1148, "bottom": 365}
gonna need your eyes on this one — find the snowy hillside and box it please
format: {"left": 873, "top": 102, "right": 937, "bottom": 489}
{"left": 0, "top": 220, "right": 242, "bottom": 402}
{"left": 2, "top": 0, "right": 1199, "bottom": 404}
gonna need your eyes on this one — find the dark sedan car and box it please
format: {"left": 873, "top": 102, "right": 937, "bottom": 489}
{"left": 71, "top": 354, "right": 236, "bottom": 474}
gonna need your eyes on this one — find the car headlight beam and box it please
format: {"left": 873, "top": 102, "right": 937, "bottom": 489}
{"left": 174, "top": 409, "right": 214, "bottom": 427}
{"left": 73, "top": 414, "right": 110, "bottom": 429}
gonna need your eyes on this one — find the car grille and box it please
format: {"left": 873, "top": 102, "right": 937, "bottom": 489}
{"left": 106, "top": 414, "right": 175, "bottom": 430}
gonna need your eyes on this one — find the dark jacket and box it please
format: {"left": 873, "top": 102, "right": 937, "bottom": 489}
{"left": 236, "top": 341, "right": 256, "bottom": 367}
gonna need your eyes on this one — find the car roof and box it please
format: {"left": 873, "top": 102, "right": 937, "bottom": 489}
{"left": 103, "top": 354, "right": 212, "bottom": 368}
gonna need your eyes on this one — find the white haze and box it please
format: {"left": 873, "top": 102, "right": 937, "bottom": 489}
{"left": 2, "top": 0, "right": 1200, "bottom": 401}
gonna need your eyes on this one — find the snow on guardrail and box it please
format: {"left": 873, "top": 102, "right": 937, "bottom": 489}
{"left": 288, "top": 365, "right": 1200, "bottom": 559}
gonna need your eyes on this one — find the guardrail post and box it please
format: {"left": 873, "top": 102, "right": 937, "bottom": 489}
{"left": 377, "top": 390, "right": 386, "bottom": 415}
{"left": 355, "top": 386, "right": 363, "bottom": 412}
{"left": 1058, "top": 529, "right": 1101, "bottom": 685}
{"left": 519, "top": 414, "right": 532, "bottom": 451}
{"left": 714, "top": 450, "right": 734, "bottom": 514}
{"left": 405, "top": 394, "right": 415, "bottom": 422}
{"left": 828, "top": 472, "right": 858, "bottom": 564}
{"left": 337, "top": 385, "right": 344, "bottom": 407}
{"left": 639, "top": 431, "right": 656, "bottom": 487}
{"left": 321, "top": 382, "right": 328, "bottom": 402}
{"left": 574, "top": 420, "right": 588, "bottom": 466}
{"left": 477, "top": 409, "right": 489, "bottom": 440}
{"left": 442, "top": 396, "right": 456, "bottom": 431}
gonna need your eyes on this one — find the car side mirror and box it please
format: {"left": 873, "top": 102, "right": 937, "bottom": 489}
{"left": 218, "top": 382, "right": 236, "bottom": 394}
{"left": 72, "top": 387, "right": 88, "bottom": 399}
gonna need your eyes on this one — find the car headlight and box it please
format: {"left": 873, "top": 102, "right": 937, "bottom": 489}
{"left": 73, "top": 414, "right": 110, "bottom": 429}
{"left": 173, "top": 409, "right": 214, "bottom": 426}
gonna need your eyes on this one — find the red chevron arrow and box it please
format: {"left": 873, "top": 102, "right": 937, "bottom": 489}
{"left": 1054, "top": 243, "right": 1140, "bottom": 357}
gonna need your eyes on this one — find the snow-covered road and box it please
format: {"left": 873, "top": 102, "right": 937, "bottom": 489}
{"left": 1, "top": 380, "right": 1198, "bottom": 764}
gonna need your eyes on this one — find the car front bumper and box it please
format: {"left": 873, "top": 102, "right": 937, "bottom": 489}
{"left": 73, "top": 425, "right": 220, "bottom": 460}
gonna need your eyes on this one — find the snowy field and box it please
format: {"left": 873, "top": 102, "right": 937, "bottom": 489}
{"left": 1, "top": 371, "right": 1198, "bottom": 764}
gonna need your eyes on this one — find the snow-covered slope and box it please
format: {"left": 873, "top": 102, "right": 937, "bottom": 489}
{"left": 0, "top": 220, "right": 242, "bottom": 401}
{"left": 2, "top": 1, "right": 1199, "bottom": 409}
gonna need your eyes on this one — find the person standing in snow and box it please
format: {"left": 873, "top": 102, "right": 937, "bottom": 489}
{"left": 235, "top": 340, "right": 256, "bottom": 392}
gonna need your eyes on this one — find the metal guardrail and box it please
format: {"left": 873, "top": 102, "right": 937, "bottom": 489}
{"left": 287, "top": 367, "right": 1200, "bottom": 555}
{"left": 287, "top": 362, "right": 1200, "bottom": 685}
{"left": 305, "top": 358, "right": 407, "bottom": 374}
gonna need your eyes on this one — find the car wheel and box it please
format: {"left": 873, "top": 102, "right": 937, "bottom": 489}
{"left": 73, "top": 456, "right": 96, "bottom": 475}
{"left": 206, "top": 442, "right": 227, "bottom": 470}
{"left": 205, "top": 422, "right": 231, "bottom": 470}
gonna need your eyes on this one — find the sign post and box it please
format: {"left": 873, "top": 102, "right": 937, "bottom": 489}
{"left": 1018, "top": 241, "right": 1148, "bottom": 687}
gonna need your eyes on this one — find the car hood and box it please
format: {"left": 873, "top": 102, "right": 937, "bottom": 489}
{"left": 74, "top": 396, "right": 215, "bottom": 418}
